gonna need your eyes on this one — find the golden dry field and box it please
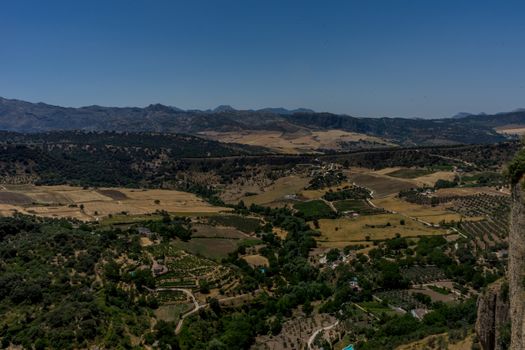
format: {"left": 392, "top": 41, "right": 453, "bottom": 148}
{"left": 199, "top": 129, "right": 393, "bottom": 154}
{"left": 240, "top": 175, "right": 310, "bottom": 206}
{"left": 0, "top": 185, "right": 229, "bottom": 221}
{"left": 412, "top": 171, "right": 456, "bottom": 187}
{"left": 434, "top": 186, "right": 509, "bottom": 197}
{"left": 347, "top": 172, "right": 416, "bottom": 198}
{"left": 495, "top": 124, "right": 525, "bottom": 135}
{"left": 242, "top": 254, "right": 269, "bottom": 267}
{"left": 316, "top": 213, "right": 445, "bottom": 243}
{"left": 356, "top": 167, "right": 455, "bottom": 188}
{"left": 300, "top": 182, "right": 355, "bottom": 200}
{"left": 372, "top": 195, "right": 463, "bottom": 224}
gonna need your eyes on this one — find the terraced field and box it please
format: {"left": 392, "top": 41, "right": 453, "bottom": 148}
{"left": 150, "top": 246, "right": 237, "bottom": 291}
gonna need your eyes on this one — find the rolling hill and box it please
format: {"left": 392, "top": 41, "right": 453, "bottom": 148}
{"left": 0, "top": 97, "right": 522, "bottom": 151}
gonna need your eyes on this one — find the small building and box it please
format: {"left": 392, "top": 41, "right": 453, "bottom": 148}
{"left": 411, "top": 308, "right": 429, "bottom": 320}
{"left": 349, "top": 277, "right": 361, "bottom": 291}
{"left": 151, "top": 262, "right": 168, "bottom": 276}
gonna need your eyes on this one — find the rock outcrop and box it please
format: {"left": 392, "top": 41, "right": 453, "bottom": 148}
{"left": 475, "top": 279, "right": 510, "bottom": 350}
{"left": 509, "top": 178, "right": 525, "bottom": 349}
{"left": 476, "top": 146, "right": 525, "bottom": 350}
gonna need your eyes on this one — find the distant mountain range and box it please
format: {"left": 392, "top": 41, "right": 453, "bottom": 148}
{"left": 178, "top": 105, "right": 316, "bottom": 114}
{"left": 0, "top": 96, "right": 523, "bottom": 147}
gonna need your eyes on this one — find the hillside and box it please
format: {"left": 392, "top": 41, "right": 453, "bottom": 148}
{"left": 0, "top": 131, "right": 268, "bottom": 187}
{"left": 0, "top": 97, "right": 520, "bottom": 150}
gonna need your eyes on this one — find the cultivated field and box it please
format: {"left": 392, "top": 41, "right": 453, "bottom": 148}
{"left": 435, "top": 186, "right": 508, "bottom": 197}
{"left": 0, "top": 185, "right": 229, "bottom": 220}
{"left": 200, "top": 129, "right": 393, "bottom": 154}
{"left": 373, "top": 195, "right": 463, "bottom": 224}
{"left": 240, "top": 175, "right": 310, "bottom": 206}
{"left": 386, "top": 168, "right": 433, "bottom": 179}
{"left": 316, "top": 213, "right": 445, "bottom": 243}
{"left": 412, "top": 171, "right": 457, "bottom": 187}
{"left": 495, "top": 124, "right": 525, "bottom": 135}
{"left": 347, "top": 173, "right": 416, "bottom": 198}
{"left": 172, "top": 238, "right": 242, "bottom": 259}
{"left": 242, "top": 254, "right": 269, "bottom": 267}
{"left": 300, "top": 182, "right": 355, "bottom": 200}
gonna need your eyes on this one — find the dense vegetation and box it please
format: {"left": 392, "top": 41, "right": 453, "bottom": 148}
{"left": 0, "top": 215, "right": 154, "bottom": 349}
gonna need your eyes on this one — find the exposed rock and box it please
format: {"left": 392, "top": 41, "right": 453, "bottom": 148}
{"left": 475, "top": 279, "right": 510, "bottom": 350}
{"left": 509, "top": 179, "right": 525, "bottom": 349}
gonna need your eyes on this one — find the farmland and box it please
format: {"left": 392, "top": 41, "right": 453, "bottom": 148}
{"left": 316, "top": 213, "right": 445, "bottom": 243}
{"left": 200, "top": 129, "right": 393, "bottom": 154}
{"left": 347, "top": 172, "right": 416, "bottom": 198}
{"left": 0, "top": 185, "right": 228, "bottom": 220}
{"left": 373, "top": 195, "right": 463, "bottom": 224}
{"left": 0, "top": 130, "right": 516, "bottom": 350}
{"left": 386, "top": 168, "right": 434, "bottom": 179}
{"left": 240, "top": 175, "right": 311, "bottom": 206}
{"left": 294, "top": 200, "right": 335, "bottom": 220}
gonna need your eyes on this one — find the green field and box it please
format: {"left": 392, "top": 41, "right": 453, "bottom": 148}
{"left": 207, "top": 214, "right": 262, "bottom": 233}
{"left": 154, "top": 303, "right": 194, "bottom": 322}
{"left": 293, "top": 200, "right": 335, "bottom": 220}
{"left": 172, "top": 237, "right": 261, "bottom": 259}
{"left": 359, "top": 301, "right": 397, "bottom": 317}
{"left": 334, "top": 199, "right": 381, "bottom": 215}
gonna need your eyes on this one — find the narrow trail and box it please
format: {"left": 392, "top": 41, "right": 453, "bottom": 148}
{"left": 154, "top": 287, "right": 202, "bottom": 334}
{"left": 321, "top": 198, "right": 338, "bottom": 214}
{"left": 155, "top": 287, "right": 263, "bottom": 334}
{"left": 307, "top": 320, "right": 339, "bottom": 350}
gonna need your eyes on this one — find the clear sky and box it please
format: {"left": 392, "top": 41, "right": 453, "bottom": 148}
{"left": 1, "top": 0, "right": 524, "bottom": 118}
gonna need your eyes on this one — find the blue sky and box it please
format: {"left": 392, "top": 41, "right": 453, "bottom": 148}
{"left": 1, "top": 0, "right": 524, "bottom": 117}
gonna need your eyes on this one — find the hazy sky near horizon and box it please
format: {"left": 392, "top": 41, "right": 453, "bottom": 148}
{"left": 1, "top": 0, "right": 524, "bottom": 118}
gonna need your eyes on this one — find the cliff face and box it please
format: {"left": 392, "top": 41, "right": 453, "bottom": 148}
{"left": 509, "top": 180, "right": 525, "bottom": 350}
{"left": 475, "top": 280, "right": 510, "bottom": 350}
{"left": 476, "top": 147, "right": 525, "bottom": 350}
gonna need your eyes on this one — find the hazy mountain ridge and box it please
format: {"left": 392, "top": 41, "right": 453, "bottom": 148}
{"left": 0, "top": 96, "right": 522, "bottom": 145}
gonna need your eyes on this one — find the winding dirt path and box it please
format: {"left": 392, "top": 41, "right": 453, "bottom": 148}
{"left": 307, "top": 320, "right": 339, "bottom": 350}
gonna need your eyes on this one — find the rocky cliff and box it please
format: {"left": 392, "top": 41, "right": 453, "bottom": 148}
{"left": 509, "top": 174, "right": 525, "bottom": 349}
{"left": 476, "top": 146, "right": 525, "bottom": 350}
{"left": 475, "top": 280, "right": 510, "bottom": 350}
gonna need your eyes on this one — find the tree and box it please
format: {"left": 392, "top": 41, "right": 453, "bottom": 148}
{"left": 302, "top": 300, "right": 313, "bottom": 316}
{"left": 199, "top": 280, "right": 211, "bottom": 294}
{"left": 326, "top": 248, "right": 340, "bottom": 262}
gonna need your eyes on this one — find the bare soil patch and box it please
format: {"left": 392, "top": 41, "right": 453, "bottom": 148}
{"left": 0, "top": 192, "right": 33, "bottom": 205}
{"left": 242, "top": 254, "right": 269, "bottom": 267}
{"left": 97, "top": 189, "right": 128, "bottom": 200}
{"left": 316, "top": 213, "right": 444, "bottom": 243}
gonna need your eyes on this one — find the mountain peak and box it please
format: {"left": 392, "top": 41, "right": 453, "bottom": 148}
{"left": 213, "top": 105, "right": 236, "bottom": 113}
